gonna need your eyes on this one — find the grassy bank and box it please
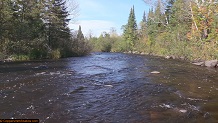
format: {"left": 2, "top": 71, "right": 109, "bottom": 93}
{"left": 89, "top": 33, "right": 218, "bottom": 62}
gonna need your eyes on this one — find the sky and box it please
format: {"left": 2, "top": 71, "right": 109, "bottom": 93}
{"left": 68, "top": 0, "right": 150, "bottom": 37}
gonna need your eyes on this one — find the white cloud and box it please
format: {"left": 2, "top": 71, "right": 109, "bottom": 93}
{"left": 69, "top": 20, "right": 117, "bottom": 37}
{"left": 67, "top": 0, "right": 148, "bottom": 37}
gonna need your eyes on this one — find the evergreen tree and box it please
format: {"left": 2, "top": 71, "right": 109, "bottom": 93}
{"left": 45, "top": 0, "right": 71, "bottom": 50}
{"left": 74, "top": 25, "right": 84, "bottom": 53}
{"left": 169, "top": 0, "right": 191, "bottom": 42}
{"left": 142, "top": 11, "right": 147, "bottom": 23}
{"left": 139, "top": 11, "right": 147, "bottom": 38}
{"left": 165, "top": 0, "right": 175, "bottom": 25}
{"left": 155, "top": 0, "right": 166, "bottom": 32}
{"left": 0, "top": 0, "right": 84, "bottom": 60}
{"left": 0, "top": 1, "right": 13, "bottom": 55}
{"left": 72, "top": 25, "right": 91, "bottom": 56}
{"left": 155, "top": 0, "right": 162, "bottom": 21}
{"left": 146, "top": 8, "right": 156, "bottom": 53}
{"left": 123, "top": 6, "right": 138, "bottom": 52}
{"left": 131, "top": 6, "right": 137, "bottom": 31}
{"left": 132, "top": 0, "right": 218, "bottom": 60}
{"left": 11, "top": 0, "right": 44, "bottom": 53}
{"left": 77, "top": 25, "right": 85, "bottom": 41}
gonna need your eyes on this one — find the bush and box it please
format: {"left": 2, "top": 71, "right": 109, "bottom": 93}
{"left": 50, "top": 49, "right": 61, "bottom": 59}
{"left": 111, "top": 37, "right": 126, "bottom": 52}
{"left": 0, "top": 52, "right": 5, "bottom": 61}
{"left": 11, "top": 54, "right": 30, "bottom": 61}
{"left": 101, "top": 42, "right": 112, "bottom": 52}
{"left": 29, "top": 49, "right": 47, "bottom": 60}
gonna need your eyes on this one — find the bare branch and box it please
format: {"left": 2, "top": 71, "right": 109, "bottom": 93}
{"left": 66, "top": 0, "right": 79, "bottom": 24}
{"left": 142, "top": 0, "right": 156, "bottom": 6}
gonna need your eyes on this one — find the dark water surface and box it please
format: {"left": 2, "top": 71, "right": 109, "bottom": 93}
{"left": 1, "top": 52, "right": 218, "bottom": 123}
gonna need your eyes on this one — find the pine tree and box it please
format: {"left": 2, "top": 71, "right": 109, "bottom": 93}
{"left": 169, "top": 0, "right": 191, "bottom": 42}
{"left": 77, "top": 25, "right": 85, "bottom": 41}
{"left": 72, "top": 25, "right": 91, "bottom": 56}
{"left": 75, "top": 25, "right": 84, "bottom": 52}
{"left": 146, "top": 8, "right": 156, "bottom": 53}
{"left": 147, "top": 8, "right": 156, "bottom": 37}
{"left": 43, "top": 0, "right": 71, "bottom": 51}
{"left": 155, "top": 0, "right": 166, "bottom": 32}
{"left": 123, "top": 6, "right": 138, "bottom": 52}
{"left": 131, "top": 6, "right": 137, "bottom": 31}
{"left": 165, "top": 0, "right": 175, "bottom": 25}
{"left": 142, "top": 11, "right": 146, "bottom": 23}
{"left": 0, "top": 0, "right": 13, "bottom": 55}
{"left": 155, "top": 0, "right": 162, "bottom": 21}
{"left": 0, "top": 0, "right": 81, "bottom": 59}
{"left": 139, "top": 11, "right": 147, "bottom": 38}
{"left": 4, "top": 0, "right": 45, "bottom": 55}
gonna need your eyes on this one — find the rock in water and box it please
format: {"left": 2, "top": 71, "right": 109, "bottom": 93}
{"left": 70, "top": 86, "right": 85, "bottom": 94}
{"left": 192, "top": 62, "right": 204, "bottom": 66}
{"left": 104, "top": 85, "right": 113, "bottom": 87}
{"left": 34, "top": 65, "right": 48, "bottom": 69}
{"left": 165, "top": 55, "right": 176, "bottom": 59}
{"left": 180, "top": 56, "right": 186, "bottom": 60}
{"left": 205, "top": 60, "right": 218, "bottom": 67}
{"left": 179, "top": 109, "right": 187, "bottom": 113}
{"left": 151, "top": 71, "right": 160, "bottom": 74}
{"left": 165, "top": 56, "right": 171, "bottom": 59}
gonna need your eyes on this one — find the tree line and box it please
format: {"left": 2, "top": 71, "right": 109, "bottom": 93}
{"left": 0, "top": 0, "right": 91, "bottom": 61}
{"left": 140, "top": 0, "right": 218, "bottom": 60}
{"left": 90, "top": 0, "right": 218, "bottom": 60}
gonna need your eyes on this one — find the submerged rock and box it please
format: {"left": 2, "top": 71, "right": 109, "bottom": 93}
{"left": 104, "top": 85, "right": 113, "bottom": 87}
{"left": 34, "top": 65, "right": 48, "bottom": 69}
{"left": 36, "top": 72, "right": 46, "bottom": 76}
{"left": 159, "top": 104, "right": 172, "bottom": 109}
{"left": 70, "top": 86, "right": 85, "bottom": 94}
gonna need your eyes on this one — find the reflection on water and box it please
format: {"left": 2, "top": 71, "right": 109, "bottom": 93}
{"left": 0, "top": 52, "right": 218, "bottom": 122}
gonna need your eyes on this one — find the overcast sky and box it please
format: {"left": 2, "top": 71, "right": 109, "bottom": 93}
{"left": 68, "top": 0, "right": 150, "bottom": 37}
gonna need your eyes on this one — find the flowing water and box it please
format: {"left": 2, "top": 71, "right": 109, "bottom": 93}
{"left": 1, "top": 52, "right": 218, "bottom": 123}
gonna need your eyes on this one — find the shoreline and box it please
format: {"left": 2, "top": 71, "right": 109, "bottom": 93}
{"left": 2, "top": 51, "right": 218, "bottom": 68}
{"left": 123, "top": 51, "right": 218, "bottom": 68}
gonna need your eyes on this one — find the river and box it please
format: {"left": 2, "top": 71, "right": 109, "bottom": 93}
{"left": 0, "top": 52, "right": 218, "bottom": 123}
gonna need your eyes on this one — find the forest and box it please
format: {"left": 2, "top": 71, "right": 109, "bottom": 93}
{"left": 0, "top": 0, "right": 91, "bottom": 61}
{"left": 90, "top": 0, "right": 218, "bottom": 61}
{"left": 0, "top": 0, "right": 218, "bottom": 61}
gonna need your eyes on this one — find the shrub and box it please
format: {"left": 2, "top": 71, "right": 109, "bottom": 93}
{"left": 0, "top": 52, "right": 5, "bottom": 61}
{"left": 101, "top": 42, "right": 112, "bottom": 52}
{"left": 11, "top": 54, "right": 30, "bottom": 61}
{"left": 29, "top": 49, "right": 47, "bottom": 59}
{"left": 50, "top": 49, "right": 61, "bottom": 59}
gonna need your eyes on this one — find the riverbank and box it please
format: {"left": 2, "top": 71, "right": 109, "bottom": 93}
{"left": 2, "top": 50, "right": 218, "bottom": 69}
{"left": 123, "top": 51, "right": 218, "bottom": 68}
{"left": 0, "top": 51, "right": 91, "bottom": 63}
